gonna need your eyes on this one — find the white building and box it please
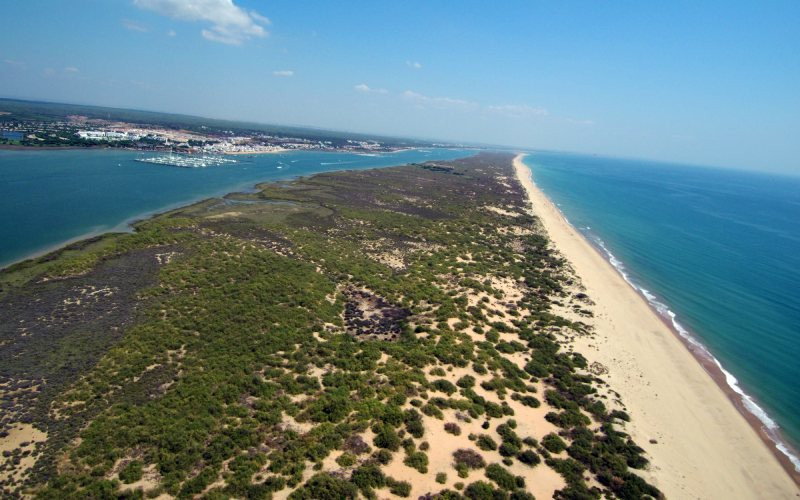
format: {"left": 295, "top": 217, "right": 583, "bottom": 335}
{"left": 77, "top": 130, "right": 141, "bottom": 141}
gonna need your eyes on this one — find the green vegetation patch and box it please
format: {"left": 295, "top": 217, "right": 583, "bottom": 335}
{"left": 0, "top": 153, "right": 659, "bottom": 500}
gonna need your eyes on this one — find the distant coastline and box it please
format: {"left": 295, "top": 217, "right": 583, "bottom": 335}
{"left": 513, "top": 154, "right": 799, "bottom": 495}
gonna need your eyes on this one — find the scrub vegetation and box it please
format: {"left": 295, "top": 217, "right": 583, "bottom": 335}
{"left": 0, "top": 153, "right": 660, "bottom": 499}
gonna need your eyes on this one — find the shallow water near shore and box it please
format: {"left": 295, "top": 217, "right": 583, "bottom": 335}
{"left": 524, "top": 151, "right": 800, "bottom": 470}
{"left": 0, "top": 148, "right": 472, "bottom": 268}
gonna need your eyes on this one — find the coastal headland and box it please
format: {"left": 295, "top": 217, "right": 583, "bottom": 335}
{"left": 0, "top": 152, "right": 795, "bottom": 498}
{"left": 513, "top": 153, "right": 799, "bottom": 497}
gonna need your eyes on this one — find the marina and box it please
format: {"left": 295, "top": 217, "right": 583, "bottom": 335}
{"left": 135, "top": 154, "right": 238, "bottom": 168}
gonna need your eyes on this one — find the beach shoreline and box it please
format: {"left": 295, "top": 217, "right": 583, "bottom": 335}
{"left": 512, "top": 153, "right": 799, "bottom": 497}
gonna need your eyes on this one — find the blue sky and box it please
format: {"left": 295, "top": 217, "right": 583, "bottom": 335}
{"left": 1, "top": 0, "right": 798, "bottom": 173}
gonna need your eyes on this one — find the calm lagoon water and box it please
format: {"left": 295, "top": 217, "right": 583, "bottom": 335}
{"left": 0, "top": 148, "right": 473, "bottom": 267}
{"left": 524, "top": 152, "right": 800, "bottom": 470}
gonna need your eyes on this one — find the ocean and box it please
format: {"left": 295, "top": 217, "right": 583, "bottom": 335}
{"left": 523, "top": 151, "right": 800, "bottom": 471}
{"left": 0, "top": 148, "right": 472, "bottom": 268}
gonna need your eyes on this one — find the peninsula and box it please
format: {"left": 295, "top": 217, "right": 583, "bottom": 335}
{"left": 0, "top": 153, "right": 797, "bottom": 498}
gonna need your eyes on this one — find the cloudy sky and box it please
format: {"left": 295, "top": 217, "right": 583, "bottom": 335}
{"left": 1, "top": 0, "right": 798, "bottom": 173}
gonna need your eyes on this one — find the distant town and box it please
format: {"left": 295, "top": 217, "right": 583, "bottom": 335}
{"left": 0, "top": 98, "right": 463, "bottom": 155}
{"left": 1, "top": 115, "right": 406, "bottom": 155}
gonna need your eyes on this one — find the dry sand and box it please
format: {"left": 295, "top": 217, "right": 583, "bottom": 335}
{"left": 513, "top": 154, "right": 799, "bottom": 498}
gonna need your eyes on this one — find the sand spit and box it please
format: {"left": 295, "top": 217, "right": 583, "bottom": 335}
{"left": 512, "top": 154, "right": 799, "bottom": 498}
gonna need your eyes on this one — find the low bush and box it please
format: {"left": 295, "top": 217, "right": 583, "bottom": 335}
{"left": 541, "top": 433, "right": 567, "bottom": 454}
{"left": 444, "top": 422, "right": 462, "bottom": 436}
{"left": 485, "top": 463, "right": 521, "bottom": 491}
{"left": 119, "top": 461, "right": 143, "bottom": 484}
{"left": 452, "top": 449, "right": 486, "bottom": 470}
{"left": 517, "top": 450, "right": 540, "bottom": 466}
{"left": 403, "top": 451, "right": 429, "bottom": 473}
{"left": 476, "top": 435, "right": 498, "bottom": 451}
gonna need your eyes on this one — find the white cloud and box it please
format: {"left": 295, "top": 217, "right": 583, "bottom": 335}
{"left": 354, "top": 83, "right": 388, "bottom": 94}
{"left": 167, "top": 29, "right": 177, "bottom": 37}
{"left": 487, "top": 104, "right": 548, "bottom": 117}
{"left": 250, "top": 11, "right": 271, "bottom": 26}
{"left": 123, "top": 19, "right": 149, "bottom": 32}
{"left": 64, "top": 66, "right": 79, "bottom": 73}
{"left": 133, "top": 0, "right": 269, "bottom": 45}
{"left": 402, "top": 90, "right": 477, "bottom": 110}
{"left": 406, "top": 60, "right": 422, "bottom": 70}
{"left": 43, "top": 68, "right": 55, "bottom": 77}
{"left": 273, "top": 70, "right": 294, "bottom": 77}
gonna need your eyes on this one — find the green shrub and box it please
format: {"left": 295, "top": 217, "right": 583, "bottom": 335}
{"left": 517, "top": 450, "right": 540, "bottom": 467}
{"left": 464, "top": 480, "right": 502, "bottom": 499}
{"left": 404, "top": 409, "right": 425, "bottom": 438}
{"left": 432, "top": 379, "right": 458, "bottom": 395}
{"left": 509, "top": 490, "right": 535, "bottom": 500}
{"left": 485, "top": 463, "right": 520, "bottom": 491}
{"left": 456, "top": 375, "right": 476, "bottom": 389}
{"left": 387, "top": 478, "right": 411, "bottom": 497}
{"left": 541, "top": 433, "right": 567, "bottom": 454}
{"left": 351, "top": 464, "right": 385, "bottom": 491}
{"left": 544, "top": 410, "right": 590, "bottom": 429}
{"left": 403, "top": 451, "right": 429, "bottom": 473}
{"left": 373, "top": 424, "right": 401, "bottom": 451}
{"left": 476, "top": 435, "right": 497, "bottom": 451}
{"left": 422, "top": 403, "right": 444, "bottom": 419}
{"left": 289, "top": 473, "right": 358, "bottom": 499}
{"left": 372, "top": 449, "right": 393, "bottom": 465}
{"left": 499, "top": 442, "right": 520, "bottom": 457}
{"left": 336, "top": 452, "right": 356, "bottom": 468}
{"left": 119, "top": 460, "right": 143, "bottom": 484}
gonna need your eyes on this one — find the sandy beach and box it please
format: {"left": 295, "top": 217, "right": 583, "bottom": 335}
{"left": 513, "top": 154, "right": 799, "bottom": 498}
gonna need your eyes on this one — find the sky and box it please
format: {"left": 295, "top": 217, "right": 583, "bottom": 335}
{"left": 1, "top": 0, "right": 798, "bottom": 173}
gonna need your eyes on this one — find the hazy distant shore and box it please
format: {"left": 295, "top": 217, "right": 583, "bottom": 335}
{"left": 512, "top": 154, "right": 799, "bottom": 496}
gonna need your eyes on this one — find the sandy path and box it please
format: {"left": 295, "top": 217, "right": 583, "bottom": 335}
{"left": 513, "top": 154, "right": 799, "bottom": 499}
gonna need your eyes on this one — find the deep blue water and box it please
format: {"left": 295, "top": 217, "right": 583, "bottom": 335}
{"left": 524, "top": 151, "right": 800, "bottom": 470}
{"left": 0, "top": 148, "right": 472, "bottom": 267}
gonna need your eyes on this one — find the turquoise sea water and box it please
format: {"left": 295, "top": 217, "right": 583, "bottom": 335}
{"left": 0, "top": 148, "right": 472, "bottom": 268}
{"left": 523, "top": 152, "right": 800, "bottom": 471}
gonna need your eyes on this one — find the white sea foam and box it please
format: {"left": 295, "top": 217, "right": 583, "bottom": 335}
{"left": 571, "top": 220, "right": 800, "bottom": 472}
